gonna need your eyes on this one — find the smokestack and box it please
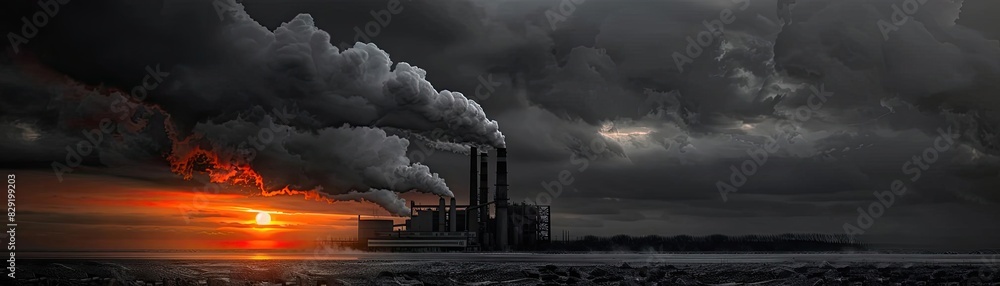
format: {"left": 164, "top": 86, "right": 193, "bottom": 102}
{"left": 479, "top": 151, "right": 489, "bottom": 245}
{"left": 438, "top": 197, "right": 446, "bottom": 232}
{"left": 449, "top": 197, "right": 457, "bottom": 232}
{"left": 469, "top": 147, "right": 478, "bottom": 215}
{"left": 495, "top": 148, "right": 508, "bottom": 250}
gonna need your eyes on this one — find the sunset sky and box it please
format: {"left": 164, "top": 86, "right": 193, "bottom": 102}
{"left": 16, "top": 170, "right": 419, "bottom": 250}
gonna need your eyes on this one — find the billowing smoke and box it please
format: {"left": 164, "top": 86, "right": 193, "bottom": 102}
{"left": 155, "top": 6, "right": 509, "bottom": 215}
{"left": 261, "top": 188, "right": 411, "bottom": 216}
{"left": 330, "top": 189, "right": 410, "bottom": 216}
{"left": 382, "top": 127, "right": 474, "bottom": 155}
{"left": 0, "top": 2, "right": 506, "bottom": 216}
{"left": 162, "top": 10, "right": 506, "bottom": 149}
{"left": 170, "top": 114, "right": 454, "bottom": 198}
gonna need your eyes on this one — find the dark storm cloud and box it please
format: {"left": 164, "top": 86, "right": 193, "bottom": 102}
{"left": 0, "top": 0, "right": 227, "bottom": 85}
{"left": 436, "top": 0, "right": 997, "bottom": 245}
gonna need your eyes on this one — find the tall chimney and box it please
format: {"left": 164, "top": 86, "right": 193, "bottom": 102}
{"left": 469, "top": 147, "right": 478, "bottom": 219}
{"left": 449, "top": 197, "right": 457, "bottom": 232}
{"left": 495, "top": 148, "right": 509, "bottom": 250}
{"left": 478, "top": 151, "right": 489, "bottom": 245}
{"left": 438, "top": 197, "right": 446, "bottom": 232}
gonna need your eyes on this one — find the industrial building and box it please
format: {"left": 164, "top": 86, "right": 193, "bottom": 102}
{"left": 358, "top": 147, "right": 552, "bottom": 251}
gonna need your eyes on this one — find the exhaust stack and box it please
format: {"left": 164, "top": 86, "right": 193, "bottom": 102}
{"left": 469, "top": 147, "right": 478, "bottom": 230}
{"left": 495, "top": 148, "right": 508, "bottom": 250}
{"left": 438, "top": 197, "right": 446, "bottom": 232}
{"left": 479, "top": 151, "right": 489, "bottom": 245}
{"left": 449, "top": 197, "right": 457, "bottom": 232}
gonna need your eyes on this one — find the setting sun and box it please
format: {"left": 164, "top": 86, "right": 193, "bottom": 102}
{"left": 255, "top": 212, "right": 271, "bottom": 225}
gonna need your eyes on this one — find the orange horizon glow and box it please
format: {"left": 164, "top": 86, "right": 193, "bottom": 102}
{"left": 15, "top": 171, "right": 413, "bottom": 251}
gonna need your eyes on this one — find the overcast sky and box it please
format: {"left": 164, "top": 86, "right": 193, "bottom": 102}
{"left": 1, "top": 0, "right": 999, "bottom": 250}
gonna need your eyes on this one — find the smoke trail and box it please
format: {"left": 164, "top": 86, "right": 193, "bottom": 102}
{"left": 262, "top": 188, "right": 410, "bottom": 216}
{"left": 383, "top": 127, "right": 474, "bottom": 155}
{"left": 167, "top": 114, "right": 453, "bottom": 215}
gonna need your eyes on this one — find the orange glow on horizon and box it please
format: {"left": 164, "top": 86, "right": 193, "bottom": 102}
{"left": 217, "top": 240, "right": 305, "bottom": 249}
{"left": 250, "top": 253, "right": 273, "bottom": 260}
{"left": 15, "top": 171, "right": 411, "bottom": 251}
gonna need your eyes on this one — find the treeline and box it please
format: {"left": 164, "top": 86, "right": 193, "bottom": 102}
{"left": 535, "top": 233, "right": 867, "bottom": 252}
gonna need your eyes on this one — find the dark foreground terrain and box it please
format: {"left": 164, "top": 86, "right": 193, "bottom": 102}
{"left": 11, "top": 258, "right": 1000, "bottom": 285}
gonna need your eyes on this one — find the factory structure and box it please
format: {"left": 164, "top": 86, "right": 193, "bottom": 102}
{"left": 357, "top": 148, "right": 551, "bottom": 251}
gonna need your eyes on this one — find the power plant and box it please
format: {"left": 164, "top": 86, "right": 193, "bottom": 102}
{"left": 358, "top": 148, "right": 552, "bottom": 251}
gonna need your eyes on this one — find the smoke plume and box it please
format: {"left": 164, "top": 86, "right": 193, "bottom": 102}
{"left": 0, "top": 2, "right": 506, "bottom": 216}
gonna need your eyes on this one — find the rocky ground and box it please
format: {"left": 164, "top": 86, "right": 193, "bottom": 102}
{"left": 10, "top": 260, "right": 1000, "bottom": 285}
